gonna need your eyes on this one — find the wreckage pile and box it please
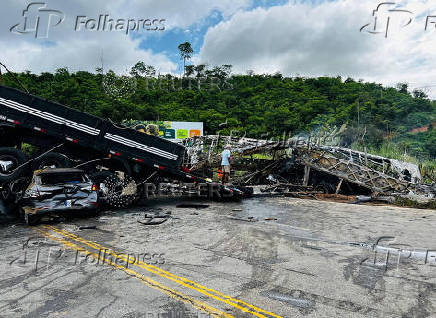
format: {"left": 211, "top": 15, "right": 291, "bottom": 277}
{"left": 182, "top": 135, "right": 436, "bottom": 208}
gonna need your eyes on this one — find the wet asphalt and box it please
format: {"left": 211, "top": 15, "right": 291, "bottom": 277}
{"left": 0, "top": 196, "right": 435, "bottom": 317}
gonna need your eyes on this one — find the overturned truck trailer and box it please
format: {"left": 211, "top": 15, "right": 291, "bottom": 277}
{"left": 0, "top": 85, "right": 245, "bottom": 208}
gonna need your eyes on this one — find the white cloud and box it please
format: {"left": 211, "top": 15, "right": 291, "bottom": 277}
{"left": 108, "top": 0, "right": 251, "bottom": 29}
{"left": 2, "top": 0, "right": 436, "bottom": 98}
{"left": 0, "top": 0, "right": 250, "bottom": 74}
{"left": 198, "top": 0, "right": 436, "bottom": 98}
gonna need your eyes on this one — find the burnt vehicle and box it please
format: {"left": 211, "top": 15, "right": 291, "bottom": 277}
{"left": 19, "top": 168, "right": 99, "bottom": 225}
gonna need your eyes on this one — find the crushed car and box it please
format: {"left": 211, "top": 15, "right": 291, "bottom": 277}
{"left": 19, "top": 168, "right": 99, "bottom": 225}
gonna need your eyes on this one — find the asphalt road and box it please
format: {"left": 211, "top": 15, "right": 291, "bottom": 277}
{"left": 0, "top": 196, "right": 435, "bottom": 317}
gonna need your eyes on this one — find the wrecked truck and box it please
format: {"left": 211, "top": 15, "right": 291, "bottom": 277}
{"left": 0, "top": 85, "right": 246, "bottom": 215}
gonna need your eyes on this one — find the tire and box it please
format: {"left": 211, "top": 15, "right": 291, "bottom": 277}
{"left": 89, "top": 171, "right": 116, "bottom": 209}
{"left": 24, "top": 213, "right": 41, "bottom": 226}
{"left": 0, "top": 148, "right": 28, "bottom": 183}
{"left": 32, "top": 152, "right": 71, "bottom": 170}
{"left": 90, "top": 171, "right": 138, "bottom": 209}
{"left": 105, "top": 174, "right": 137, "bottom": 208}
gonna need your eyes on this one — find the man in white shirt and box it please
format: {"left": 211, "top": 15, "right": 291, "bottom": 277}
{"left": 221, "top": 145, "right": 232, "bottom": 184}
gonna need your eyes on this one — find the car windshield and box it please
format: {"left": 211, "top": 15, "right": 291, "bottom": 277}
{"left": 39, "top": 172, "right": 87, "bottom": 185}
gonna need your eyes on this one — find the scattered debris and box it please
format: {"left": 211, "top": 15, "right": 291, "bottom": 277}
{"left": 264, "top": 218, "right": 278, "bottom": 221}
{"left": 263, "top": 290, "right": 314, "bottom": 311}
{"left": 176, "top": 204, "right": 210, "bottom": 209}
{"left": 137, "top": 218, "right": 169, "bottom": 226}
{"left": 181, "top": 135, "right": 435, "bottom": 208}
{"left": 260, "top": 182, "right": 314, "bottom": 193}
{"left": 227, "top": 216, "right": 258, "bottom": 222}
{"left": 137, "top": 211, "right": 172, "bottom": 225}
{"left": 79, "top": 225, "right": 97, "bottom": 230}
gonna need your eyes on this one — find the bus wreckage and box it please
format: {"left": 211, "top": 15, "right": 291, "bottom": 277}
{"left": 182, "top": 135, "right": 435, "bottom": 208}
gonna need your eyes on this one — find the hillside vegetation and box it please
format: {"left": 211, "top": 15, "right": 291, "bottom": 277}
{"left": 2, "top": 64, "right": 435, "bottom": 162}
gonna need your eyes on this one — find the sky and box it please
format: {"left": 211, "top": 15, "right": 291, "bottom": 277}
{"left": 1, "top": 0, "right": 436, "bottom": 98}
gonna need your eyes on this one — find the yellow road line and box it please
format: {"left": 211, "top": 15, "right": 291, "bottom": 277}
{"left": 43, "top": 225, "right": 282, "bottom": 318}
{"left": 35, "top": 227, "right": 232, "bottom": 318}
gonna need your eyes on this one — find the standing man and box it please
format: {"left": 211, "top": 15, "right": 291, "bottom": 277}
{"left": 221, "top": 145, "right": 232, "bottom": 184}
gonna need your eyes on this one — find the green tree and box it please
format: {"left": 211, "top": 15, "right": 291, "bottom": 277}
{"left": 177, "top": 42, "right": 193, "bottom": 77}
{"left": 185, "top": 65, "right": 195, "bottom": 77}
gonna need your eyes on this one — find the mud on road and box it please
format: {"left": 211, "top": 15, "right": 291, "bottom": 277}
{"left": 0, "top": 197, "right": 435, "bottom": 317}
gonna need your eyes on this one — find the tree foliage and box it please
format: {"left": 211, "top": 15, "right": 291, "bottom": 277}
{"left": 2, "top": 64, "right": 435, "bottom": 159}
{"left": 177, "top": 42, "right": 193, "bottom": 77}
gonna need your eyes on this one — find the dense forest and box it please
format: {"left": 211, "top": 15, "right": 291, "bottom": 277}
{"left": 1, "top": 62, "right": 435, "bottom": 161}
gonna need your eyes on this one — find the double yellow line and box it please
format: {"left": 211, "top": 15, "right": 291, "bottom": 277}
{"left": 37, "top": 225, "right": 281, "bottom": 318}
